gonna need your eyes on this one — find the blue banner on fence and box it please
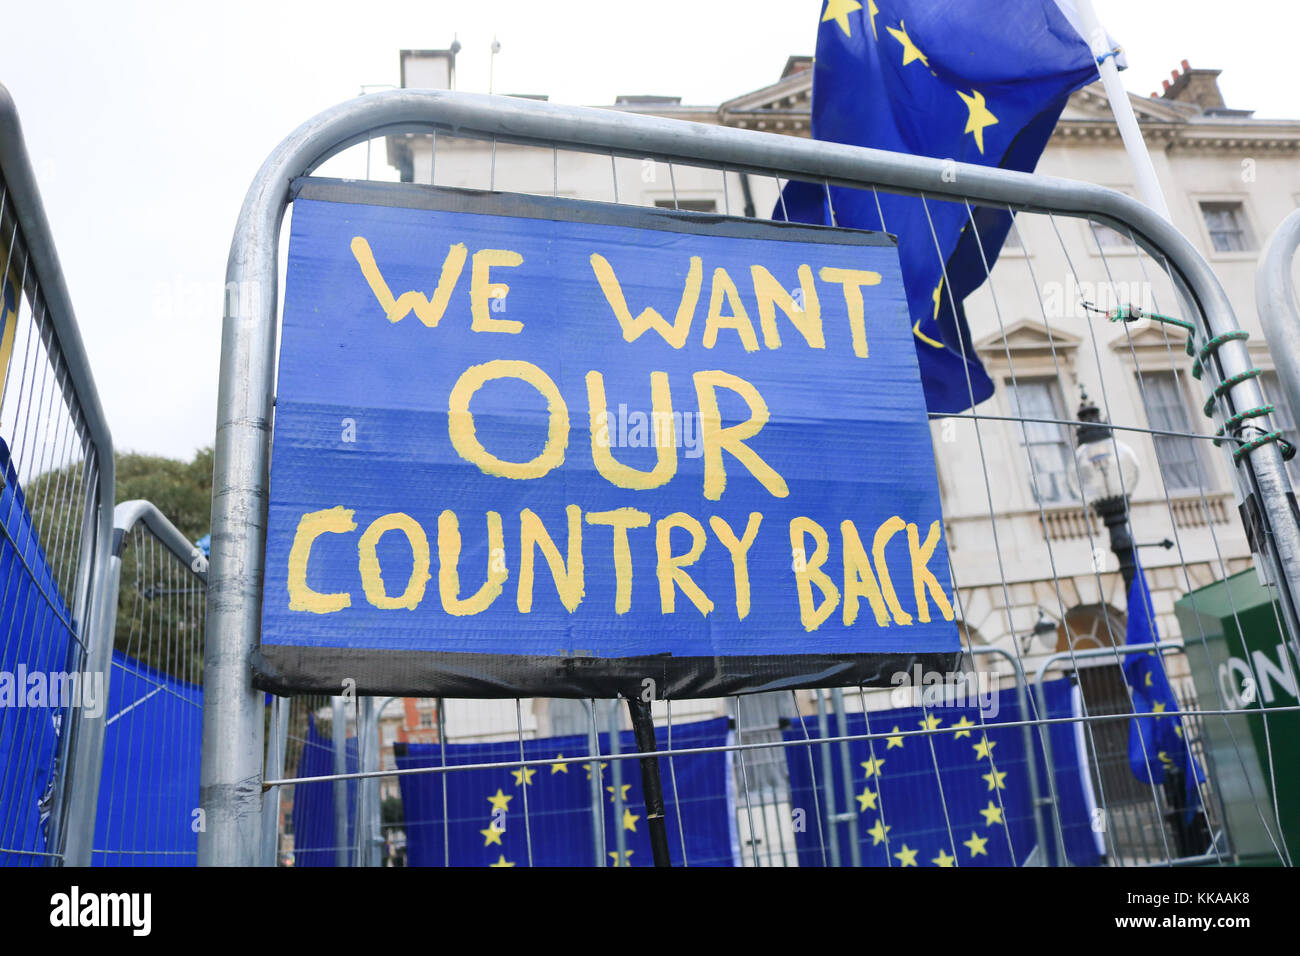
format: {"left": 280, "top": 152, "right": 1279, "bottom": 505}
{"left": 258, "top": 180, "right": 959, "bottom": 699}
{"left": 93, "top": 650, "right": 202, "bottom": 866}
{"left": 395, "top": 716, "right": 734, "bottom": 867}
{"left": 0, "top": 437, "right": 76, "bottom": 866}
{"left": 783, "top": 677, "right": 1102, "bottom": 867}
{"left": 291, "top": 714, "right": 358, "bottom": 867}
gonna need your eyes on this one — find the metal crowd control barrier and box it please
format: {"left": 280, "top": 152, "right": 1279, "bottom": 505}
{"left": 0, "top": 83, "right": 116, "bottom": 866}
{"left": 62, "top": 500, "right": 207, "bottom": 866}
{"left": 1258, "top": 208, "right": 1300, "bottom": 474}
{"left": 207, "top": 89, "right": 1300, "bottom": 867}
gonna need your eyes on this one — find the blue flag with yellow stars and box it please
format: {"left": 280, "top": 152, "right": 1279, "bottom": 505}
{"left": 394, "top": 716, "right": 733, "bottom": 867}
{"left": 1124, "top": 564, "right": 1205, "bottom": 824}
{"left": 778, "top": 0, "right": 1104, "bottom": 414}
{"left": 783, "top": 677, "right": 1102, "bottom": 866}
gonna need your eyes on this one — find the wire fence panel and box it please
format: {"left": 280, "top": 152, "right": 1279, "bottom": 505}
{"left": 89, "top": 502, "right": 206, "bottom": 866}
{"left": 0, "top": 84, "right": 115, "bottom": 867}
{"left": 215, "top": 90, "right": 1300, "bottom": 867}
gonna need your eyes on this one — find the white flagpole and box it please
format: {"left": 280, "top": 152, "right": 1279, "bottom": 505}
{"left": 1072, "top": 0, "right": 1172, "bottom": 222}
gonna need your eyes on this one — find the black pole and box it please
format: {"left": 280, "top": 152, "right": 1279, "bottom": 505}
{"left": 626, "top": 696, "right": 672, "bottom": 867}
{"left": 1094, "top": 495, "right": 1136, "bottom": 593}
{"left": 1095, "top": 493, "right": 1210, "bottom": 857}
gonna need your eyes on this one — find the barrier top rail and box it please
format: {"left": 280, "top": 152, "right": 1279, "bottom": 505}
{"left": 112, "top": 499, "right": 208, "bottom": 582}
{"left": 1256, "top": 207, "right": 1300, "bottom": 472}
{"left": 202, "top": 88, "right": 1300, "bottom": 866}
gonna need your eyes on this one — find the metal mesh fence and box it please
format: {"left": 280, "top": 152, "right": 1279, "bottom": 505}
{"left": 229, "top": 92, "right": 1300, "bottom": 868}
{"left": 90, "top": 504, "right": 206, "bottom": 866}
{"left": 0, "top": 92, "right": 111, "bottom": 866}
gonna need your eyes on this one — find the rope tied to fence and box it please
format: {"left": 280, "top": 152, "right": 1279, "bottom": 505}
{"left": 1084, "top": 301, "right": 1296, "bottom": 464}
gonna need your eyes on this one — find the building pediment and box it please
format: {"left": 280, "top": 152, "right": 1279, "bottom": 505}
{"left": 1108, "top": 322, "right": 1192, "bottom": 352}
{"left": 718, "top": 68, "right": 813, "bottom": 133}
{"left": 976, "top": 318, "right": 1082, "bottom": 358}
{"left": 1058, "top": 83, "right": 1195, "bottom": 126}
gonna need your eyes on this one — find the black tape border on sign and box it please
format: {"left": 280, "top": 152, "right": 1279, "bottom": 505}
{"left": 252, "top": 646, "right": 961, "bottom": 700}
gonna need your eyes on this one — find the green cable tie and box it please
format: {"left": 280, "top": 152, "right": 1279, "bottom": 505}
{"left": 1203, "top": 367, "right": 1262, "bottom": 418}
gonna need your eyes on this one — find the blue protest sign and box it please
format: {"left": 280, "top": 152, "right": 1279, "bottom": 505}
{"left": 256, "top": 179, "right": 958, "bottom": 698}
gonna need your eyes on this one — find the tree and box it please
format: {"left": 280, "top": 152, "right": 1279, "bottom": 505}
{"left": 114, "top": 447, "right": 212, "bottom": 543}
{"left": 23, "top": 447, "right": 213, "bottom": 681}
{"left": 110, "top": 448, "right": 212, "bottom": 682}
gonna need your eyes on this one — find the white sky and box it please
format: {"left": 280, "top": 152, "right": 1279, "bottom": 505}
{"left": 0, "top": 0, "right": 1293, "bottom": 460}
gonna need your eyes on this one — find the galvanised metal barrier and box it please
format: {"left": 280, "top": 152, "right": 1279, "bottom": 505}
{"left": 1257, "top": 208, "right": 1300, "bottom": 465}
{"left": 207, "top": 90, "right": 1300, "bottom": 867}
{"left": 63, "top": 500, "right": 207, "bottom": 866}
{"left": 0, "top": 83, "right": 115, "bottom": 866}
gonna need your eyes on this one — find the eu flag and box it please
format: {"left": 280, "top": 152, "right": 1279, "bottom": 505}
{"left": 1124, "top": 564, "right": 1205, "bottom": 824}
{"left": 779, "top": 0, "right": 1104, "bottom": 414}
{"left": 394, "top": 717, "right": 735, "bottom": 866}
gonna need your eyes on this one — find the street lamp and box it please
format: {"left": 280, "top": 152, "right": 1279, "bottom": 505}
{"left": 1072, "top": 388, "right": 1140, "bottom": 591}
{"left": 1071, "top": 389, "right": 1211, "bottom": 858}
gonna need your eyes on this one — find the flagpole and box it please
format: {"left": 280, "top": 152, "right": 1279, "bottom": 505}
{"left": 1073, "top": 0, "right": 1172, "bottom": 222}
{"left": 627, "top": 696, "right": 673, "bottom": 867}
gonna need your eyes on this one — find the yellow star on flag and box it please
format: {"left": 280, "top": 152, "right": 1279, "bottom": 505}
{"left": 979, "top": 800, "right": 1005, "bottom": 827}
{"left": 1144, "top": 672, "right": 1154, "bottom": 687}
{"left": 511, "top": 766, "right": 536, "bottom": 787}
{"left": 623, "top": 808, "right": 640, "bottom": 832}
{"left": 963, "top": 831, "right": 989, "bottom": 857}
{"left": 607, "top": 783, "right": 632, "bottom": 804}
{"left": 932, "top": 848, "right": 956, "bottom": 867}
{"left": 480, "top": 824, "right": 504, "bottom": 847}
{"left": 886, "top": 726, "right": 905, "bottom": 749}
{"left": 913, "top": 319, "right": 945, "bottom": 349}
{"left": 822, "top": 0, "right": 863, "bottom": 38}
{"left": 973, "top": 736, "right": 997, "bottom": 761}
{"left": 867, "top": 0, "right": 879, "bottom": 40}
{"left": 866, "top": 818, "right": 892, "bottom": 846}
{"left": 1175, "top": 724, "right": 1184, "bottom": 738}
{"left": 982, "top": 769, "right": 1008, "bottom": 791}
{"left": 956, "top": 88, "right": 999, "bottom": 154}
{"left": 551, "top": 754, "right": 570, "bottom": 774}
{"left": 918, "top": 714, "right": 943, "bottom": 732}
{"left": 951, "top": 716, "right": 975, "bottom": 739}
{"left": 856, "top": 787, "right": 879, "bottom": 812}
{"left": 488, "top": 854, "right": 515, "bottom": 868}
{"left": 893, "top": 843, "right": 919, "bottom": 867}
{"left": 1152, "top": 701, "right": 1167, "bottom": 718}
{"left": 584, "top": 761, "right": 609, "bottom": 780}
{"left": 608, "top": 850, "right": 634, "bottom": 867}
{"left": 861, "top": 756, "right": 886, "bottom": 779}
{"left": 487, "top": 789, "right": 513, "bottom": 813}
{"left": 885, "top": 20, "right": 930, "bottom": 68}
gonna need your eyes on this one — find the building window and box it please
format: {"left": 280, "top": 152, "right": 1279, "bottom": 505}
{"left": 1259, "top": 372, "right": 1299, "bottom": 477}
{"left": 1089, "top": 220, "right": 1130, "bottom": 250}
{"left": 1141, "top": 372, "right": 1207, "bottom": 493}
{"left": 418, "top": 710, "right": 433, "bottom": 729}
{"left": 653, "top": 198, "right": 717, "bottom": 213}
{"left": 1199, "top": 201, "right": 1254, "bottom": 253}
{"left": 1002, "top": 216, "right": 1022, "bottom": 248}
{"left": 1006, "top": 379, "right": 1077, "bottom": 505}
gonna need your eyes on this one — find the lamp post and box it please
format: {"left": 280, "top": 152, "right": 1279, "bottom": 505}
{"left": 1071, "top": 390, "right": 1209, "bottom": 859}
{"left": 1073, "top": 389, "right": 1141, "bottom": 592}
